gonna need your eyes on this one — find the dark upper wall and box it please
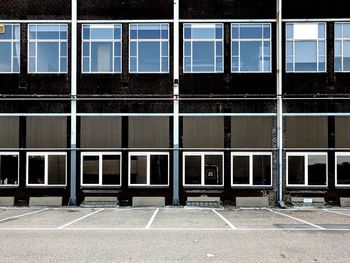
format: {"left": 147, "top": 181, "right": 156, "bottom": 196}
{"left": 78, "top": 0, "right": 173, "bottom": 20}
{"left": 0, "top": 0, "right": 70, "bottom": 19}
{"left": 180, "top": 0, "right": 276, "bottom": 19}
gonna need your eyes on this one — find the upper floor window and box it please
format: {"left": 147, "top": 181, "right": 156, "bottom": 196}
{"left": 0, "top": 24, "right": 20, "bottom": 73}
{"left": 129, "top": 24, "right": 169, "bottom": 73}
{"left": 286, "top": 23, "right": 326, "bottom": 73}
{"left": 335, "top": 22, "right": 350, "bottom": 72}
{"left": 0, "top": 153, "right": 19, "bottom": 186}
{"left": 82, "top": 24, "right": 121, "bottom": 73}
{"left": 28, "top": 24, "right": 68, "bottom": 73}
{"left": 231, "top": 23, "right": 271, "bottom": 73}
{"left": 183, "top": 23, "right": 223, "bottom": 73}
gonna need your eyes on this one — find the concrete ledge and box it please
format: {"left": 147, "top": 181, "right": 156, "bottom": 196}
{"left": 29, "top": 197, "right": 62, "bottom": 206}
{"left": 236, "top": 197, "right": 269, "bottom": 207}
{"left": 84, "top": 196, "right": 118, "bottom": 202}
{"left": 187, "top": 196, "right": 221, "bottom": 202}
{"left": 340, "top": 198, "right": 350, "bottom": 207}
{"left": 291, "top": 197, "right": 325, "bottom": 203}
{"left": 132, "top": 197, "right": 165, "bottom": 207}
{"left": 0, "top": 197, "right": 14, "bottom": 206}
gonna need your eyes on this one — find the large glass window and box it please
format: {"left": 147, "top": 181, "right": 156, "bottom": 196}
{"left": 183, "top": 152, "right": 224, "bottom": 186}
{"left": 129, "top": 152, "right": 169, "bottom": 186}
{"left": 0, "top": 24, "right": 20, "bottom": 73}
{"left": 82, "top": 24, "right": 121, "bottom": 73}
{"left": 335, "top": 23, "right": 350, "bottom": 72}
{"left": 287, "top": 152, "right": 327, "bottom": 187}
{"left": 27, "top": 152, "right": 66, "bottom": 186}
{"left": 231, "top": 153, "right": 272, "bottom": 186}
{"left": 183, "top": 23, "right": 223, "bottom": 73}
{"left": 335, "top": 153, "right": 350, "bottom": 186}
{"left": 286, "top": 23, "right": 326, "bottom": 72}
{"left": 129, "top": 24, "right": 169, "bottom": 73}
{"left": 28, "top": 24, "right": 68, "bottom": 73}
{"left": 0, "top": 153, "right": 19, "bottom": 186}
{"left": 81, "top": 152, "right": 121, "bottom": 186}
{"left": 231, "top": 23, "right": 271, "bottom": 72}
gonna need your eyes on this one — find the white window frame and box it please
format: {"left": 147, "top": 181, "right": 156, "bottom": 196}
{"left": 183, "top": 23, "right": 224, "bottom": 74}
{"left": 128, "top": 152, "right": 169, "bottom": 187}
{"left": 183, "top": 152, "right": 224, "bottom": 187}
{"left": 27, "top": 24, "right": 68, "bottom": 74}
{"left": 335, "top": 152, "right": 350, "bottom": 187}
{"left": 285, "top": 22, "right": 327, "bottom": 73}
{"left": 286, "top": 152, "right": 328, "bottom": 187}
{"left": 81, "top": 152, "right": 122, "bottom": 187}
{"left": 129, "top": 23, "right": 169, "bottom": 74}
{"left": 0, "top": 24, "right": 20, "bottom": 74}
{"left": 334, "top": 22, "right": 350, "bottom": 73}
{"left": 231, "top": 23, "right": 272, "bottom": 73}
{"left": 0, "top": 152, "right": 19, "bottom": 187}
{"left": 26, "top": 152, "right": 67, "bottom": 187}
{"left": 81, "top": 24, "right": 122, "bottom": 74}
{"left": 231, "top": 152, "right": 272, "bottom": 187}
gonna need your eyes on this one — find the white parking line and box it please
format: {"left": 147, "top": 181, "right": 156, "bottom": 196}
{"left": 323, "top": 209, "right": 350, "bottom": 218}
{"left": 145, "top": 208, "right": 159, "bottom": 229}
{"left": 266, "top": 209, "right": 325, "bottom": 230}
{"left": 57, "top": 208, "right": 104, "bottom": 229}
{"left": 211, "top": 209, "right": 237, "bottom": 229}
{"left": 0, "top": 208, "right": 49, "bottom": 223}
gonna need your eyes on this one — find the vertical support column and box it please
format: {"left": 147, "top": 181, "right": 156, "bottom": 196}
{"left": 69, "top": 0, "right": 77, "bottom": 206}
{"left": 276, "top": 0, "right": 283, "bottom": 204}
{"left": 173, "top": 0, "right": 180, "bottom": 205}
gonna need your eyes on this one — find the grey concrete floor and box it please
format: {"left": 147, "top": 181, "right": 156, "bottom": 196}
{"left": 0, "top": 207, "right": 350, "bottom": 262}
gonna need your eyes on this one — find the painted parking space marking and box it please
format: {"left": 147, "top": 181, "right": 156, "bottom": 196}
{"left": 145, "top": 208, "right": 159, "bottom": 229}
{"left": 57, "top": 208, "right": 104, "bottom": 229}
{"left": 323, "top": 209, "right": 350, "bottom": 218}
{"left": 211, "top": 209, "right": 236, "bottom": 229}
{"left": 0, "top": 208, "right": 49, "bottom": 223}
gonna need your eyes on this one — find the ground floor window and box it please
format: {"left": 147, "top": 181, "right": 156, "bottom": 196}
{"left": 27, "top": 152, "right": 67, "bottom": 186}
{"left": 183, "top": 152, "right": 224, "bottom": 186}
{"left": 335, "top": 152, "right": 350, "bottom": 186}
{"left": 0, "top": 153, "right": 19, "bottom": 186}
{"left": 81, "top": 152, "right": 121, "bottom": 186}
{"left": 231, "top": 152, "right": 272, "bottom": 186}
{"left": 287, "top": 152, "right": 327, "bottom": 187}
{"left": 129, "top": 152, "right": 169, "bottom": 186}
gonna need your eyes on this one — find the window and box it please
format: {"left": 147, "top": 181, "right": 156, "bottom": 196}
{"left": 335, "top": 153, "right": 350, "bottom": 186}
{"left": 26, "top": 152, "right": 67, "bottom": 186}
{"left": 183, "top": 23, "right": 223, "bottom": 73}
{"left": 82, "top": 24, "right": 121, "bottom": 73}
{"left": 231, "top": 152, "right": 272, "bottom": 186}
{"left": 287, "top": 152, "right": 327, "bottom": 187}
{"left": 81, "top": 152, "right": 121, "bottom": 186}
{"left": 28, "top": 24, "right": 68, "bottom": 73}
{"left": 129, "top": 152, "right": 169, "bottom": 186}
{"left": 286, "top": 23, "right": 326, "bottom": 72}
{"left": 129, "top": 24, "right": 169, "bottom": 73}
{"left": 0, "top": 153, "right": 19, "bottom": 186}
{"left": 335, "top": 23, "right": 350, "bottom": 72}
{"left": 231, "top": 23, "right": 271, "bottom": 72}
{"left": 0, "top": 24, "right": 20, "bottom": 73}
{"left": 183, "top": 152, "right": 224, "bottom": 186}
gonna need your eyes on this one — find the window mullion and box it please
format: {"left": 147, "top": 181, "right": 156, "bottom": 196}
{"left": 99, "top": 154, "right": 103, "bottom": 186}
{"left": 147, "top": 154, "right": 151, "bottom": 186}
{"left": 249, "top": 154, "right": 253, "bottom": 186}
{"left": 201, "top": 154, "right": 205, "bottom": 186}
{"left": 45, "top": 154, "right": 49, "bottom": 186}
{"left": 305, "top": 154, "right": 308, "bottom": 186}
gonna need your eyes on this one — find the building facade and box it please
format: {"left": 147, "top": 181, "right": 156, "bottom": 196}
{"left": 0, "top": 0, "right": 350, "bottom": 206}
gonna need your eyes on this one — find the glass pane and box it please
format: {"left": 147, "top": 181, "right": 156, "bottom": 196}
{"left": 130, "top": 57, "right": 137, "bottom": 72}
{"left": 29, "top": 25, "right": 37, "bottom": 39}
{"left": 60, "top": 42, "right": 67, "bottom": 57}
{"left": 216, "top": 41, "right": 222, "bottom": 56}
{"left": 215, "top": 25, "right": 223, "bottom": 39}
{"left": 28, "top": 155, "right": 45, "bottom": 184}
{"left": 184, "top": 57, "right": 191, "bottom": 72}
{"left": 29, "top": 57, "right": 36, "bottom": 72}
{"left": 264, "top": 41, "right": 270, "bottom": 56}
{"left": 13, "top": 57, "right": 19, "bottom": 72}
{"left": 130, "top": 26, "right": 137, "bottom": 39}
{"left": 286, "top": 24, "right": 293, "bottom": 39}
{"left": 48, "top": 155, "right": 66, "bottom": 185}
{"left": 37, "top": 42, "right": 60, "bottom": 72}
{"left": 344, "top": 58, "right": 350, "bottom": 71}
{"left": 344, "top": 24, "right": 350, "bottom": 38}
{"left": 130, "top": 42, "right": 137, "bottom": 56}
{"left": 288, "top": 156, "right": 305, "bottom": 185}
{"left": 161, "top": 28, "right": 168, "bottom": 39}
{"left": 192, "top": 41, "right": 215, "bottom": 72}
{"left": 91, "top": 27, "right": 114, "bottom": 39}
{"left": 83, "top": 57, "right": 90, "bottom": 72}
{"left": 184, "top": 25, "right": 191, "bottom": 39}
{"left": 240, "top": 41, "right": 262, "bottom": 72}
{"left": 83, "top": 155, "right": 99, "bottom": 184}
{"left": 286, "top": 41, "right": 293, "bottom": 56}
{"left": 264, "top": 57, "right": 270, "bottom": 72}
{"left": 13, "top": 25, "right": 20, "bottom": 40}
{"left": 204, "top": 155, "right": 222, "bottom": 185}
{"left": 240, "top": 24, "right": 262, "bottom": 39}
{"left": 0, "top": 42, "right": 12, "bottom": 72}
{"left": 232, "top": 41, "right": 238, "bottom": 56}
{"left": 0, "top": 155, "right": 18, "bottom": 185}
{"left": 318, "top": 23, "right": 326, "bottom": 38}
{"left": 130, "top": 155, "right": 147, "bottom": 184}
{"left": 308, "top": 155, "right": 327, "bottom": 185}
{"left": 192, "top": 26, "right": 215, "bottom": 39}
{"left": 335, "top": 23, "right": 342, "bottom": 38}
{"left": 138, "top": 42, "right": 161, "bottom": 72}
{"left": 91, "top": 42, "right": 113, "bottom": 72}
{"left": 161, "top": 57, "right": 168, "bottom": 72}
{"left": 114, "top": 57, "right": 121, "bottom": 72}
{"left": 184, "top": 42, "right": 191, "bottom": 56}
{"left": 337, "top": 156, "right": 350, "bottom": 185}
{"left": 162, "top": 42, "right": 168, "bottom": 57}
{"left": 185, "top": 155, "right": 201, "bottom": 185}
{"left": 295, "top": 41, "right": 317, "bottom": 71}
{"left": 114, "top": 25, "right": 121, "bottom": 39}
{"left": 344, "top": 41, "right": 350, "bottom": 57}
{"left": 232, "top": 156, "right": 249, "bottom": 184}
{"left": 263, "top": 24, "right": 271, "bottom": 39}
{"left": 216, "top": 57, "right": 223, "bottom": 72}
{"left": 253, "top": 155, "right": 271, "bottom": 185}
{"left": 83, "top": 42, "right": 89, "bottom": 57}
{"left": 102, "top": 155, "right": 120, "bottom": 185}
{"left": 335, "top": 40, "right": 342, "bottom": 56}
{"left": 232, "top": 57, "right": 239, "bottom": 72}
{"left": 113, "top": 42, "right": 121, "bottom": 57}
{"left": 138, "top": 24, "right": 161, "bottom": 39}
{"left": 150, "top": 155, "right": 168, "bottom": 185}
{"left": 318, "top": 40, "right": 326, "bottom": 56}
{"left": 83, "top": 25, "right": 90, "bottom": 39}
{"left": 335, "top": 57, "right": 342, "bottom": 71}
{"left": 60, "top": 57, "right": 67, "bottom": 72}
{"left": 36, "top": 25, "right": 60, "bottom": 39}
{"left": 0, "top": 25, "right": 12, "bottom": 39}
